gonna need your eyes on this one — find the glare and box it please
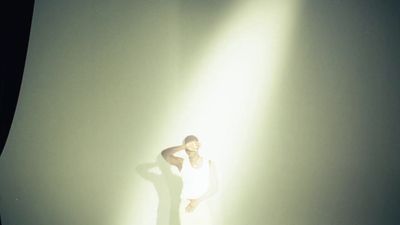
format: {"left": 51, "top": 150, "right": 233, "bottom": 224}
{"left": 122, "top": 1, "right": 301, "bottom": 224}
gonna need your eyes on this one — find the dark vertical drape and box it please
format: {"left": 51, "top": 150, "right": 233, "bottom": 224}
{"left": 0, "top": 1, "right": 35, "bottom": 158}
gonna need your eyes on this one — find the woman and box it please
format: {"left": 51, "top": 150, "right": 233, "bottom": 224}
{"left": 161, "top": 135, "right": 218, "bottom": 225}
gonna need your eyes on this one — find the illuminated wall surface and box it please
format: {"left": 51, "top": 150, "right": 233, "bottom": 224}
{"left": 1, "top": 0, "right": 400, "bottom": 225}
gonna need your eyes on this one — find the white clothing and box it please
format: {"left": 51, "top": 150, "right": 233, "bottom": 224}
{"left": 179, "top": 198, "right": 212, "bottom": 225}
{"left": 180, "top": 157, "right": 210, "bottom": 199}
{"left": 179, "top": 157, "right": 213, "bottom": 225}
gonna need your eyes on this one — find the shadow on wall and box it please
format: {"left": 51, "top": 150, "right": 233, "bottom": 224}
{"left": 136, "top": 154, "right": 182, "bottom": 225}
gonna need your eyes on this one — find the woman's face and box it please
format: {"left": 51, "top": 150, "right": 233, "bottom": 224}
{"left": 185, "top": 140, "right": 200, "bottom": 152}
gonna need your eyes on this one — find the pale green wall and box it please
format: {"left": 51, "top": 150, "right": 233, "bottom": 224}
{"left": 1, "top": 1, "right": 399, "bottom": 225}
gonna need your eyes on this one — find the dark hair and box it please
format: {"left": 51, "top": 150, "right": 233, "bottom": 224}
{"left": 184, "top": 135, "right": 198, "bottom": 144}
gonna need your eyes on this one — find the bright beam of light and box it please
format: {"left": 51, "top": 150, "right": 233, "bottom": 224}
{"left": 122, "top": 1, "right": 301, "bottom": 224}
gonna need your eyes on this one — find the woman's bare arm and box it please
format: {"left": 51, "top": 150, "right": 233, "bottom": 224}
{"left": 161, "top": 144, "right": 185, "bottom": 171}
{"left": 199, "top": 160, "right": 218, "bottom": 201}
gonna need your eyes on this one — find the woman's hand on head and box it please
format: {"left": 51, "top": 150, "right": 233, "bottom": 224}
{"left": 185, "top": 141, "right": 200, "bottom": 152}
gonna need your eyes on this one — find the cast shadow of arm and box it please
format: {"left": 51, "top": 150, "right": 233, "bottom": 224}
{"left": 135, "top": 154, "right": 182, "bottom": 225}
{"left": 136, "top": 161, "right": 160, "bottom": 182}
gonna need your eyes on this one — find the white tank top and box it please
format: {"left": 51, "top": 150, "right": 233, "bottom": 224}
{"left": 180, "top": 156, "right": 210, "bottom": 199}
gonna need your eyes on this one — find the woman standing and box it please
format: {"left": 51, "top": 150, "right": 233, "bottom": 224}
{"left": 161, "top": 135, "right": 218, "bottom": 225}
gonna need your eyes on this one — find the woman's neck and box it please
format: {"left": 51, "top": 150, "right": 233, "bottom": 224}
{"left": 189, "top": 153, "right": 199, "bottom": 160}
{"left": 189, "top": 153, "right": 203, "bottom": 168}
